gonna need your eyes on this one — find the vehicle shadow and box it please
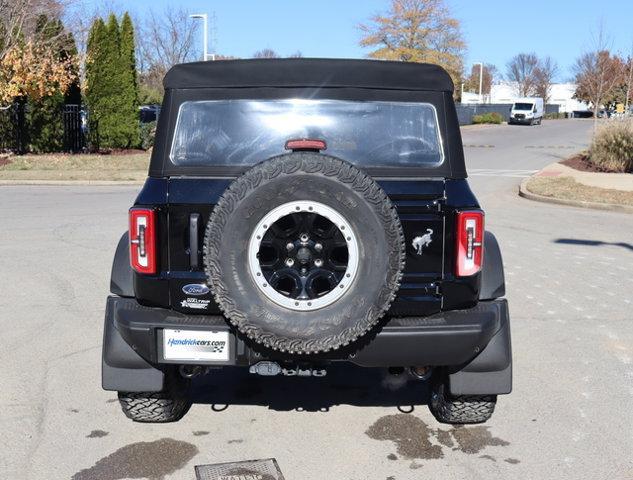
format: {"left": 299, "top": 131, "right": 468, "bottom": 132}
{"left": 190, "top": 364, "right": 431, "bottom": 412}
{"left": 554, "top": 238, "right": 633, "bottom": 252}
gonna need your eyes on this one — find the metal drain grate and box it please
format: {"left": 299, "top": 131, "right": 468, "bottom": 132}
{"left": 195, "top": 458, "right": 285, "bottom": 480}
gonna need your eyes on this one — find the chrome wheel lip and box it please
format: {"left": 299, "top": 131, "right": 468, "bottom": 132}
{"left": 248, "top": 200, "right": 359, "bottom": 311}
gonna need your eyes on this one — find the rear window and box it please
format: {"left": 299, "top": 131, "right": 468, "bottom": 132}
{"left": 169, "top": 99, "right": 443, "bottom": 168}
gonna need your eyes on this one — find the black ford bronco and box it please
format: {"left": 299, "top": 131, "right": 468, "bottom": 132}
{"left": 103, "top": 59, "right": 511, "bottom": 424}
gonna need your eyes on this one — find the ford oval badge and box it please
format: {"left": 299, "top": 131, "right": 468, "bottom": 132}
{"left": 182, "top": 284, "right": 210, "bottom": 296}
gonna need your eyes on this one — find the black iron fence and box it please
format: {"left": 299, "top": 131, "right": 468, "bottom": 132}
{"left": 0, "top": 101, "right": 86, "bottom": 154}
{"left": 0, "top": 101, "right": 27, "bottom": 154}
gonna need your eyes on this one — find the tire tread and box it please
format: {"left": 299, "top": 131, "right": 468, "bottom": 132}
{"left": 203, "top": 153, "right": 406, "bottom": 354}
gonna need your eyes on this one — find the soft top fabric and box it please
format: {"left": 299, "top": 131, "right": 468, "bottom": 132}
{"left": 163, "top": 58, "right": 454, "bottom": 92}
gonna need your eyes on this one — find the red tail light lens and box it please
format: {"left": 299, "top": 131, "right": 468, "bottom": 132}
{"left": 129, "top": 208, "right": 156, "bottom": 274}
{"left": 455, "top": 210, "right": 484, "bottom": 277}
{"left": 285, "top": 138, "right": 327, "bottom": 151}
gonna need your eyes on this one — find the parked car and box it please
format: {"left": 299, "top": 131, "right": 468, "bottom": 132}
{"left": 139, "top": 104, "right": 161, "bottom": 123}
{"left": 509, "top": 97, "right": 544, "bottom": 125}
{"left": 103, "top": 59, "right": 512, "bottom": 424}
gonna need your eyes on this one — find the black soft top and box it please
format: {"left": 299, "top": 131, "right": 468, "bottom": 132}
{"left": 163, "top": 58, "right": 454, "bottom": 92}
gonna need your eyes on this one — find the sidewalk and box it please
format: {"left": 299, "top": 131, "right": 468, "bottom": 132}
{"left": 535, "top": 162, "right": 633, "bottom": 192}
{"left": 519, "top": 161, "right": 633, "bottom": 213}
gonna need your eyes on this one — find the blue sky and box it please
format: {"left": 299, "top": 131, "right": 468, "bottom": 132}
{"left": 94, "top": 0, "right": 633, "bottom": 81}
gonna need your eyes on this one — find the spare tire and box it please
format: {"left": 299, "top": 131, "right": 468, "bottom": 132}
{"left": 204, "top": 152, "right": 405, "bottom": 354}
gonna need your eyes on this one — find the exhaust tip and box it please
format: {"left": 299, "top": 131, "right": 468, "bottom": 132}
{"left": 179, "top": 365, "right": 203, "bottom": 378}
{"left": 409, "top": 366, "right": 433, "bottom": 381}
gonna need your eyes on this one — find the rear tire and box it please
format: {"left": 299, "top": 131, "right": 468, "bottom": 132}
{"left": 117, "top": 372, "right": 192, "bottom": 423}
{"left": 429, "top": 382, "right": 496, "bottom": 424}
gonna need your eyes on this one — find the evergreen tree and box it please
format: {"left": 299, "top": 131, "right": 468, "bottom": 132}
{"left": 119, "top": 12, "right": 139, "bottom": 148}
{"left": 100, "top": 13, "right": 124, "bottom": 148}
{"left": 85, "top": 17, "right": 107, "bottom": 149}
{"left": 85, "top": 13, "right": 140, "bottom": 149}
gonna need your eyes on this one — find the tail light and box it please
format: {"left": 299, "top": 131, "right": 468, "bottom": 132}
{"left": 129, "top": 208, "right": 156, "bottom": 274}
{"left": 285, "top": 138, "right": 327, "bottom": 151}
{"left": 455, "top": 210, "right": 484, "bottom": 277}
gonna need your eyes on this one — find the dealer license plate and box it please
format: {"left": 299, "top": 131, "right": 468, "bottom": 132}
{"left": 163, "top": 329, "right": 230, "bottom": 362}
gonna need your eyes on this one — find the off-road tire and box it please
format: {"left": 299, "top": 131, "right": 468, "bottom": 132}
{"left": 429, "top": 382, "right": 496, "bottom": 424}
{"left": 204, "top": 152, "right": 405, "bottom": 354}
{"left": 117, "top": 374, "right": 191, "bottom": 423}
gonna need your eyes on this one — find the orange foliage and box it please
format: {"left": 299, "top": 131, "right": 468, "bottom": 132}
{"left": 0, "top": 40, "right": 76, "bottom": 103}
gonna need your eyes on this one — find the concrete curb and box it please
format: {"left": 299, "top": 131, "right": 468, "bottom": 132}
{"left": 519, "top": 177, "right": 633, "bottom": 214}
{"left": 0, "top": 179, "right": 143, "bottom": 186}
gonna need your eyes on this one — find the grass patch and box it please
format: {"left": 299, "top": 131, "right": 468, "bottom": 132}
{"left": 0, "top": 152, "right": 150, "bottom": 181}
{"left": 527, "top": 176, "right": 633, "bottom": 206}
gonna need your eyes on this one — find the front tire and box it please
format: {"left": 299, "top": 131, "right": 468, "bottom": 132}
{"left": 429, "top": 382, "right": 496, "bottom": 424}
{"left": 117, "top": 372, "right": 192, "bottom": 423}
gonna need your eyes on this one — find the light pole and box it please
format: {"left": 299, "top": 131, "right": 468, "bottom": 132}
{"left": 473, "top": 62, "right": 484, "bottom": 103}
{"left": 190, "top": 13, "right": 214, "bottom": 61}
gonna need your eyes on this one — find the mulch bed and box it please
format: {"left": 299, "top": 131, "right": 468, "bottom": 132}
{"left": 560, "top": 153, "right": 619, "bottom": 173}
{"left": 96, "top": 148, "right": 146, "bottom": 156}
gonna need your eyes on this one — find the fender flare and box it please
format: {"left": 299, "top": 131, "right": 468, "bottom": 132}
{"left": 480, "top": 231, "right": 505, "bottom": 300}
{"left": 110, "top": 232, "right": 134, "bottom": 297}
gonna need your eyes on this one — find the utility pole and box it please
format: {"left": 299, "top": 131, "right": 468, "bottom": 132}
{"left": 190, "top": 13, "right": 212, "bottom": 61}
{"left": 626, "top": 43, "right": 633, "bottom": 113}
{"left": 473, "top": 62, "right": 484, "bottom": 103}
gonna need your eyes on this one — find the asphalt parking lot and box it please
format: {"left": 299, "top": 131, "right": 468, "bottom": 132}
{"left": 1, "top": 119, "right": 632, "bottom": 479}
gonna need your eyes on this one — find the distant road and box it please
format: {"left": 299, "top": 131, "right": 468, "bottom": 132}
{"left": 462, "top": 119, "right": 593, "bottom": 198}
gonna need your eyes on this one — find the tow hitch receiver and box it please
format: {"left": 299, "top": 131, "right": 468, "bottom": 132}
{"left": 249, "top": 361, "right": 327, "bottom": 377}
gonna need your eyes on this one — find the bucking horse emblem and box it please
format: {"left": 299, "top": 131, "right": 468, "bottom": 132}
{"left": 412, "top": 229, "right": 433, "bottom": 255}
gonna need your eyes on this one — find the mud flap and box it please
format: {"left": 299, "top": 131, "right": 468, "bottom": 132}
{"left": 448, "top": 300, "right": 512, "bottom": 395}
{"left": 110, "top": 232, "right": 134, "bottom": 297}
{"left": 102, "top": 297, "right": 165, "bottom": 392}
{"left": 480, "top": 231, "right": 506, "bottom": 300}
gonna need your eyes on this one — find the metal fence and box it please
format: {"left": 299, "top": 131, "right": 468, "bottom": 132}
{"left": 0, "top": 101, "right": 27, "bottom": 154}
{"left": 0, "top": 101, "right": 86, "bottom": 154}
{"left": 62, "top": 104, "right": 86, "bottom": 153}
{"left": 456, "top": 103, "right": 560, "bottom": 125}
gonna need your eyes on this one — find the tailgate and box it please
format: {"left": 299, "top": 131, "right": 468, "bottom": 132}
{"left": 164, "top": 178, "right": 445, "bottom": 316}
{"left": 379, "top": 180, "right": 445, "bottom": 316}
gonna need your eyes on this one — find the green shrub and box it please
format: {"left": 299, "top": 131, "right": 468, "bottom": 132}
{"left": 472, "top": 112, "right": 504, "bottom": 124}
{"left": 140, "top": 121, "right": 156, "bottom": 150}
{"left": 589, "top": 119, "right": 633, "bottom": 173}
{"left": 544, "top": 112, "right": 565, "bottom": 120}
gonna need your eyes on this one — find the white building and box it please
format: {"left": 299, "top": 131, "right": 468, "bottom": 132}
{"left": 488, "top": 82, "right": 589, "bottom": 113}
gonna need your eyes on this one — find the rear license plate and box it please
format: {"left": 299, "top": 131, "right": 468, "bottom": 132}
{"left": 163, "top": 329, "right": 230, "bottom": 362}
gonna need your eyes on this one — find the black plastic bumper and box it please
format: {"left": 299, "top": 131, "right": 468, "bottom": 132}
{"left": 102, "top": 296, "right": 511, "bottom": 394}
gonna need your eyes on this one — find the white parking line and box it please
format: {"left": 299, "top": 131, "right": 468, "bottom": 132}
{"left": 468, "top": 168, "right": 539, "bottom": 178}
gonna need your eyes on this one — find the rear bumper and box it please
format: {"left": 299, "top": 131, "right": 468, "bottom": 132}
{"left": 103, "top": 296, "right": 511, "bottom": 394}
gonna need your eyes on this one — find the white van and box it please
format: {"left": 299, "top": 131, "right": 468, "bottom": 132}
{"left": 509, "top": 97, "right": 544, "bottom": 125}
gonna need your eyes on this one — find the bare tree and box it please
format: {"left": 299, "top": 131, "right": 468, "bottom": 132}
{"left": 506, "top": 53, "right": 539, "bottom": 97}
{"left": 135, "top": 6, "right": 200, "bottom": 98}
{"left": 358, "top": 0, "right": 466, "bottom": 88}
{"left": 288, "top": 50, "right": 303, "bottom": 58}
{"left": 253, "top": 48, "right": 279, "bottom": 59}
{"left": 534, "top": 56, "right": 558, "bottom": 105}
{"left": 0, "top": 0, "right": 67, "bottom": 59}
